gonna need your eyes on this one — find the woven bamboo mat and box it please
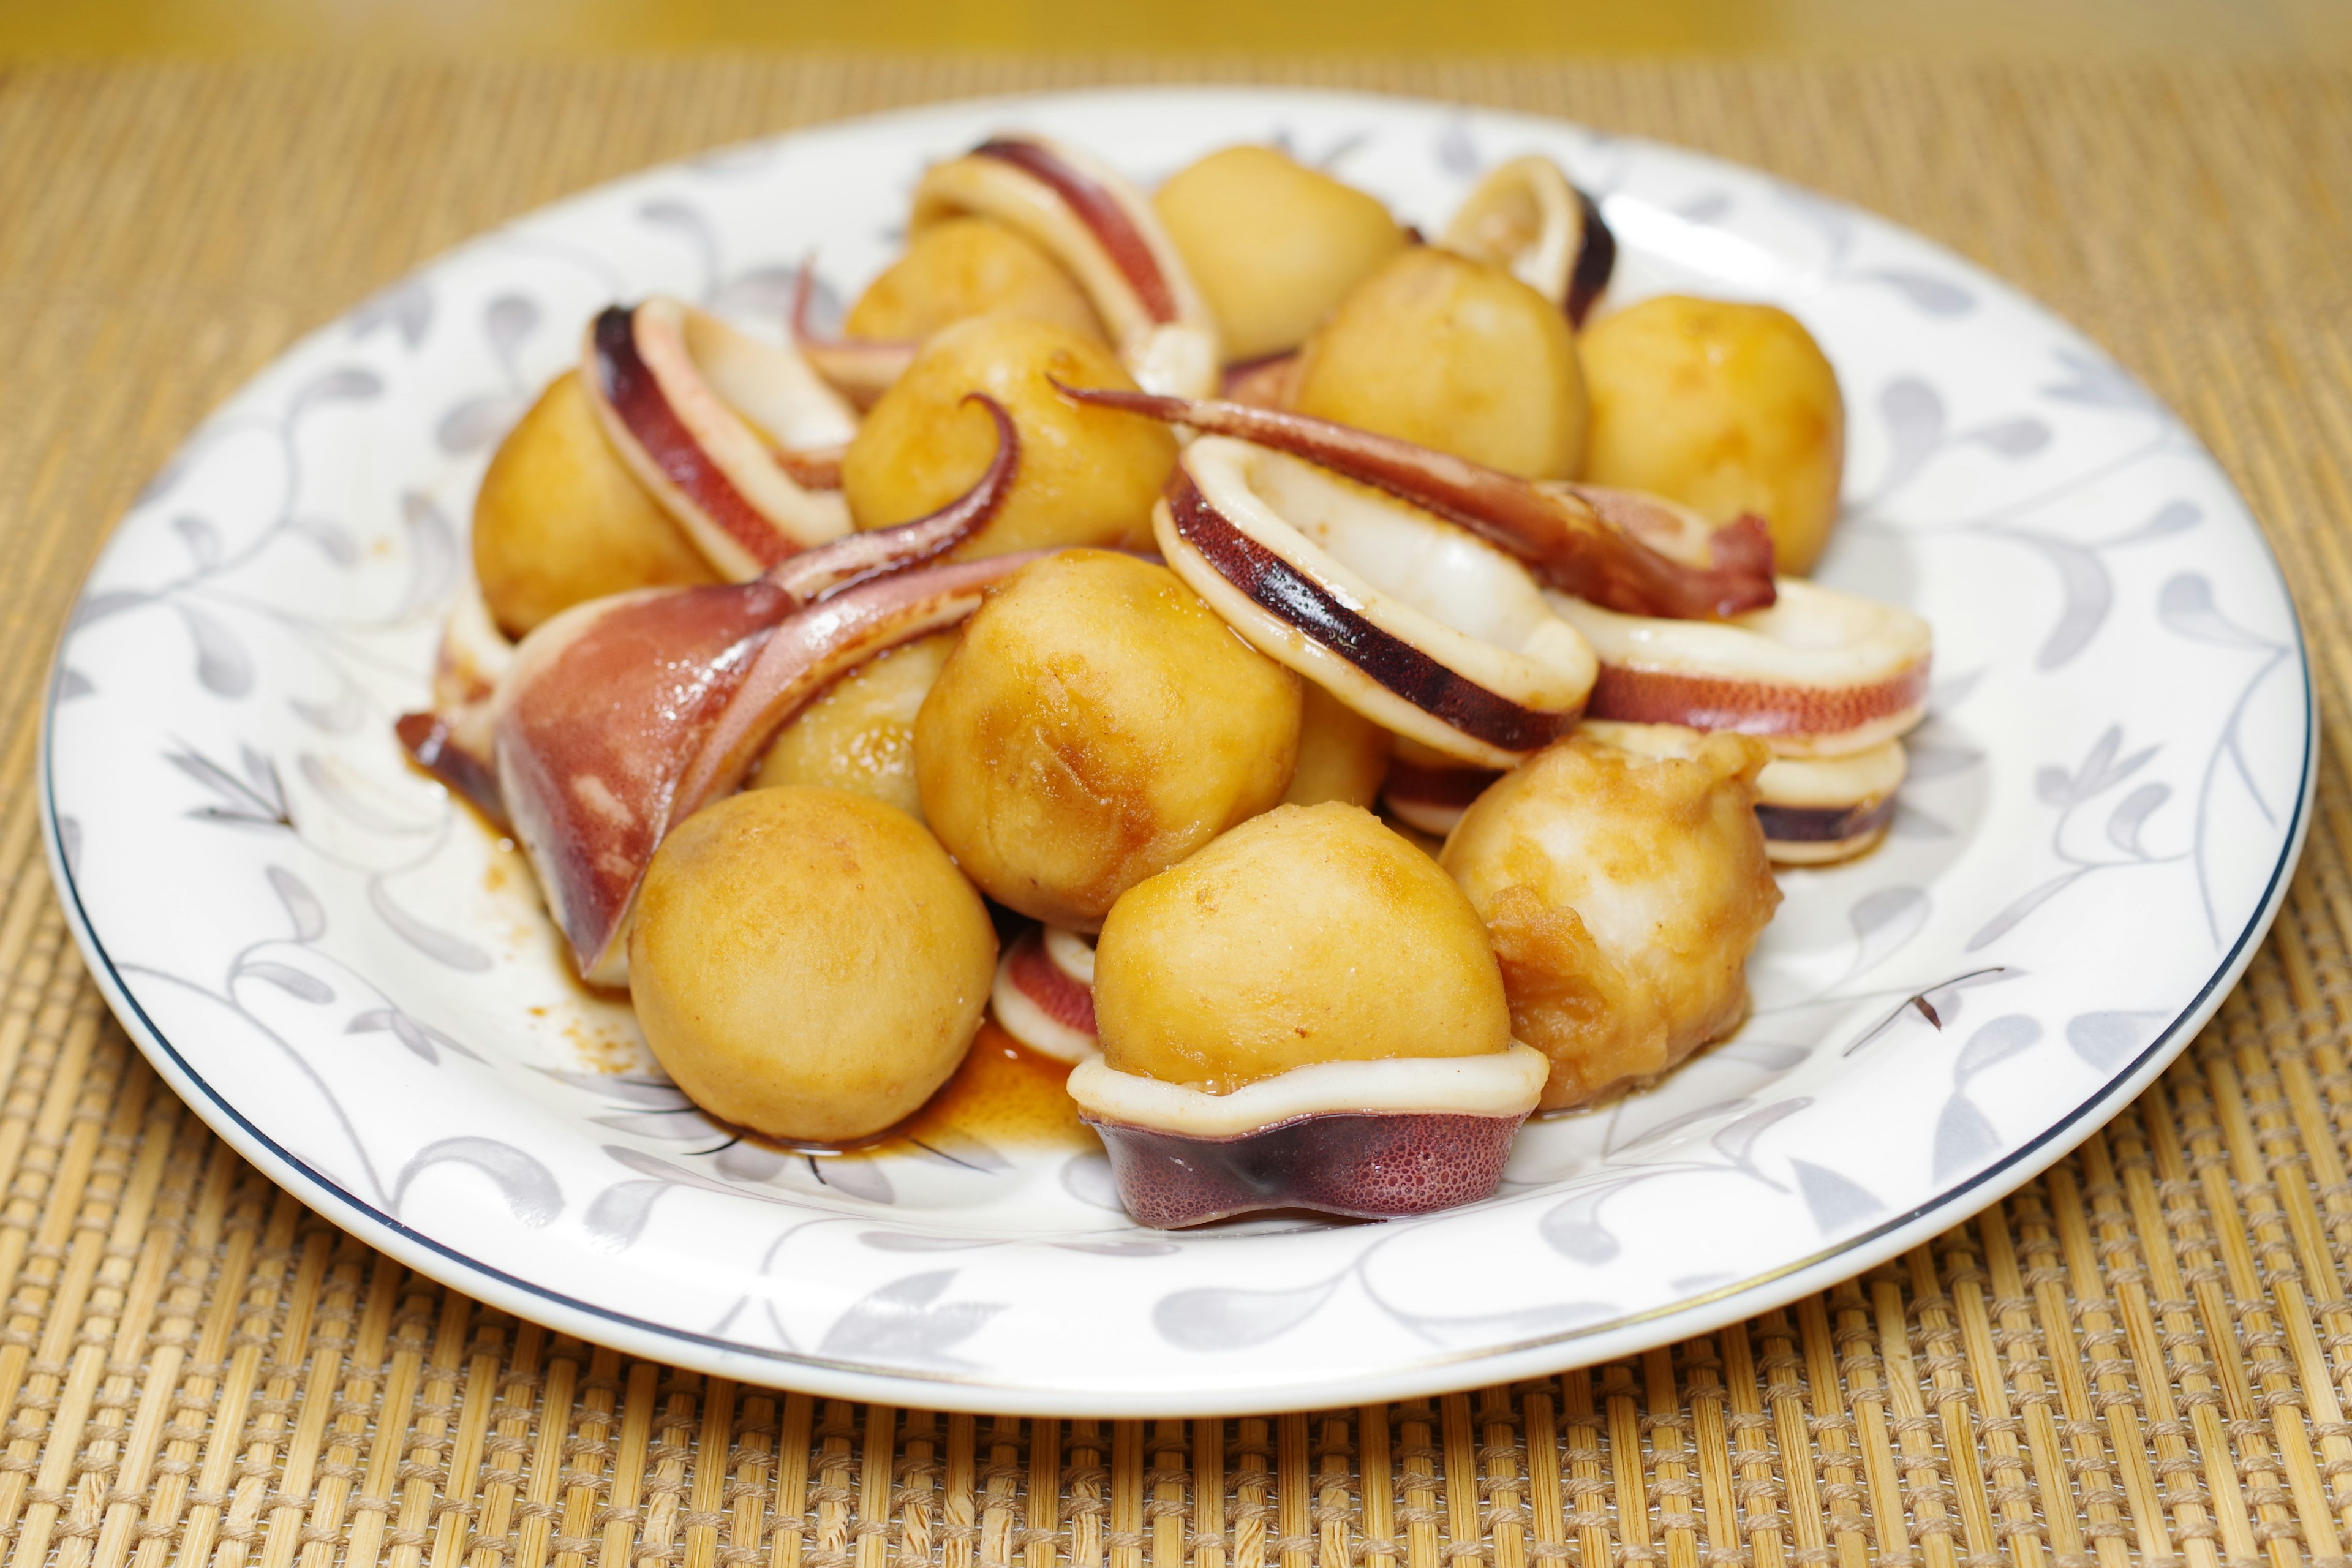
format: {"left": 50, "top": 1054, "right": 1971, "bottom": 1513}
{"left": 2, "top": 53, "right": 2351, "bottom": 1567}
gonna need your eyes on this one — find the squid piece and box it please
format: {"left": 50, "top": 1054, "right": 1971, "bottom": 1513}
{"left": 400, "top": 401, "right": 1023, "bottom": 985}
{"left": 585, "top": 297, "right": 861, "bottom": 578}
{"left": 1158, "top": 436, "right": 1596, "bottom": 769}
{"left": 1752, "top": 737, "right": 1909, "bottom": 864}
{"left": 1440, "top": 155, "right": 1616, "bottom": 326}
{"left": 1055, "top": 383, "right": 1777, "bottom": 619}
{"left": 990, "top": 925, "right": 1099, "bottom": 1063}
{"left": 912, "top": 134, "right": 1221, "bottom": 399}
{"left": 1380, "top": 737, "right": 1500, "bottom": 838}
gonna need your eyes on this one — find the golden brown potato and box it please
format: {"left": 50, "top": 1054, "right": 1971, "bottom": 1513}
{"left": 843, "top": 216, "right": 1105, "bottom": 345}
{"left": 1578, "top": 295, "right": 1845, "bottom": 574}
{"left": 1441, "top": 723, "right": 1781, "bottom": 1110}
{"left": 754, "top": 632, "right": 957, "bottom": 823}
{"left": 1095, "top": 802, "right": 1511, "bottom": 1091}
{"left": 628, "top": 786, "right": 996, "bottom": 1144}
{"left": 1292, "top": 246, "right": 1586, "bottom": 480}
{"left": 916, "top": 549, "right": 1302, "bottom": 929}
{"left": 1282, "top": 684, "right": 1390, "bottom": 809}
{"left": 472, "top": 370, "right": 718, "bottom": 638}
{"left": 1152, "top": 145, "right": 1409, "bottom": 363}
{"left": 842, "top": 316, "right": 1178, "bottom": 556}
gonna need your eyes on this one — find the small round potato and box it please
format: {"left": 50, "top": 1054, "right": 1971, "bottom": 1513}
{"left": 628, "top": 786, "right": 997, "bottom": 1145}
{"left": 1281, "top": 685, "right": 1390, "bottom": 809}
{"left": 843, "top": 216, "right": 1105, "bottom": 345}
{"left": 1441, "top": 724, "right": 1779, "bottom": 1110}
{"left": 842, "top": 316, "right": 1177, "bottom": 556}
{"left": 1094, "top": 802, "right": 1512, "bottom": 1091}
{"left": 916, "top": 549, "right": 1302, "bottom": 930}
{"left": 472, "top": 370, "right": 717, "bottom": 638}
{"left": 1152, "top": 145, "right": 1409, "bottom": 362}
{"left": 1292, "top": 247, "right": 1586, "bottom": 480}
{"left": 1578, "top": 295, "right": 1845, "bottom": 574}
{"left": 755, "top": 632, "right": 957, "bottom": 823}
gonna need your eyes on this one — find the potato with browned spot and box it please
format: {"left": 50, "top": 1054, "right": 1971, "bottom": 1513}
{"left": 628, "top": 786, "right": 996, "bottom": 1144}
{"left": 1292, "top": 246, "right": 1586, "bottom": 480}
{"left": 755, "top": 632, "right": 957, "bottom": 823}
{"left": 1441, "top": 723, "right": 1780, "bottom": 1110}
{"left": 916, "top": 549, "right": 1302, "bottom": 930}
{"left": 1152, "top": 145, "right": 1409, "bottom": 363}
{"left": 1578, "top": 295, "right": 1845, "bottom": 574}
{"left": 472, "top": 370, "right": 717, "bottom": 638}
{"left": 1093, "top": 802, "right": 1511, "bottom": 1091}
{"left": 1281, "top": 685, "right": 1390, "bottom": 809}
{"left": 843, "top": 216, "right": 1105, "bottom": 345}
{"left": 843, "top": 316, "right": 1177, "bottom": 557}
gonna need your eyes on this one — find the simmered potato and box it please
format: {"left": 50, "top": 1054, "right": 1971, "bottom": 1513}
{"left": 1152, "top": 146, "right": 1409, "bottom": 362}
{"left": 1094, "top": 802, "right": 1511, "bottom": 1090}
{"left": 916, "top": 549, "right": 1302, "bottom": 929}
{"left": 628, "top": 786, "right": 997, "bottom": 1144}
{"left": 842, "top": 316, "right": 1177, "bottom": 556}
{"left": 1441, "top": 723, "right": 1779, "bottom": 1110}
{"left": 1281, "top": 685, "right": 1390, "bottom": 809}
{"left": 1292, "top": 246, "right": 1586, "bottom": 480}
{"left": 472, "top": 371, "right": 717, "bottom": 638}
{"left": 755, "top": 633, "right": 957, "bottom": 823}
{"left": 1578, "top": 295, "right": 1845, "bottom": 574}
{"left": 843, "top": 216, "right": 1105, "bottom": 345}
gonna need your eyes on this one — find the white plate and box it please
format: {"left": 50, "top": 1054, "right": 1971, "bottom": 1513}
{"left": 42, "top": 87, "right": 2311, "bottom": 1416}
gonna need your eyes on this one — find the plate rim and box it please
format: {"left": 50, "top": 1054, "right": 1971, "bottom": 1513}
{"left": 37, "top": 82, "right": 2320, "bottom": 1417}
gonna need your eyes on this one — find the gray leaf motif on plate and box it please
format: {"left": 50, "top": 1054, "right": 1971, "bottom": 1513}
{"left": 2067, "top": 1010, "right": 2170, "bottom": 1071}
{"left": 1932, "top": 1014, "right": 2041, "bottom": 1182}
{"left": 368, "top": 876, "right": 491, "bottom": 972}
{"left": 818, "top": 1271, "right": 1005, "bottom": 1368}
{"left": 350, "top": 277, "right": 434, "bottom": 349}
{"left": 394, "top": 492, "right": 460, "bottom": 622}
{"left": 347, "top": 1006, "right": 482, "bottom": 1065}
{"left": 1154, "top": 1276, "right": 1341, "bottom": 1352}
{"left": 167, "top": 743, "right": 292, "bottom": 832}
{"left": 174, "top": 603, "right": 253, "bottom": 699}
{"left": 394, "top": 1136, "right": 563, "bottom": 1227}
{"left": 267, "top": 864, "right": 326, "bottom": 941}
{"left": 1790, "top": 1159, "right": 1883, "bottom": 1235}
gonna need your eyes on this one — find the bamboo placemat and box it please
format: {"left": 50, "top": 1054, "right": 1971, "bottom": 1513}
{"left": 2, "top": 54, "right": 2351, "bottom": 1568}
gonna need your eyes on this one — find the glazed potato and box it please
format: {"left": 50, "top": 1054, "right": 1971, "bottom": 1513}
{"left": 1095, "top": 802, "right": 1511, "bottom": 1091}
{"left": 916, "top": 549, "right": 1302, "bottom": 929}
{"left": 472, "top": 370, "right": 717, "bottom": 638}
{"left": 628, "top": 786, "right": 996, "bottom": 1144}
{"left": 843, "top": 216, "right": 1105, "bottom": 345}
{"left": 754, "top": 633, "right": 957, "bottom": 823}
{"left": 1292, "top": 246, "right": 1587, "bottom": 480}
{"left": 843, "top": 316, "right": 1177, "bottom": 556}
{"left": 1441, "top": 723, "right": 1780, "bottom": 1110}
{"left": 1579, "top": 295, "right": 1845, "bottom": 574}
{"left": 1281, "top": 684, "right": 1390, "bottom": 809}
{"left": 1152, "top": 145, "right": 1409, "bottom": 362}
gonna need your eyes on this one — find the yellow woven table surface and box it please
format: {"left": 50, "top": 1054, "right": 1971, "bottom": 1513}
{"left": 3, "top": 55, "right": 2352, "bottom": 1568}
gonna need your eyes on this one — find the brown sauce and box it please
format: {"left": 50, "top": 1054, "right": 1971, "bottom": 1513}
{"left": 878, "top": 1022, "right": 1096, "bottom": 1156}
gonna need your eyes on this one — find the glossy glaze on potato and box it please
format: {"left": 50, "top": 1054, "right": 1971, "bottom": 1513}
{"left": 842, "top": 316, "right": 1177, "bottom": 557}
{"left": 1578, "top": 295, "right": 1845, "bottom": 574}
{"left": 628, "top": 786, "right": 997, "bottom": 1144}
{"left": 916, "top": 549, "right": 1302, "bottom": 929}
{"left": 843, "top": 216, "right": 1106, "bottom": 345}
{"left": 1441, "top": 723, "right": 1779, "bottom": 1110}
{"left": 473, "top": 370, "right": 718, "bottom": 638}
{"left": 1292, "top": 247, "right": 1588, "bottom": 480}
{"left": 1152, "top": 145, "right": 1409, "bottom": 363}
{"left": 1093, "top": 802, "right": 1511, "bottom": 1091}
{"left": 754, "top": 631, "right": 958, "bottom": 822}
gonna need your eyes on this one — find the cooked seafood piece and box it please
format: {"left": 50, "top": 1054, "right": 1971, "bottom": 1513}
{"left": 1379, "top": 736, "right": 1499, "bottom": 837}
{"left": 472, "top": 369, "right": 718, "bottom": 638}
{"left": 1157, "top": 435, "right": 1595, "bottom": 768}
{"left": 1291, "top": 247, "right": 1588, "bottom": 480}
{"left": 990, "top": 925, "right": 1099, "bottom": 1063}
{"left": 1072, "top": 802, "right": 1546, "bottom": 1226}
{"left": 1753, "top": 736, "right": 1908, "bottom": 864}
{"left": 1441, "top": 723, "right": 1781, "bottom": 1111}
{"left": 1152, "top": 145, "right": 1409, "bottom": 362}
{"left": 584, "top": 297, "right": 860, "bottom": 578}
{"left": 1439, "top": 154, "right": 1616, "bottom": 326}
{"left": 914, "top": 548, "right": 1302, "bottom": 931}
{"left": 1580, "top": 294, "right": 1846, "bottom": 575}
{"left": 630, "top": 786, "right": 997, "bottom": 1144}
{"left": 911, "top": 133, "right": 1221, "bottom": 398}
